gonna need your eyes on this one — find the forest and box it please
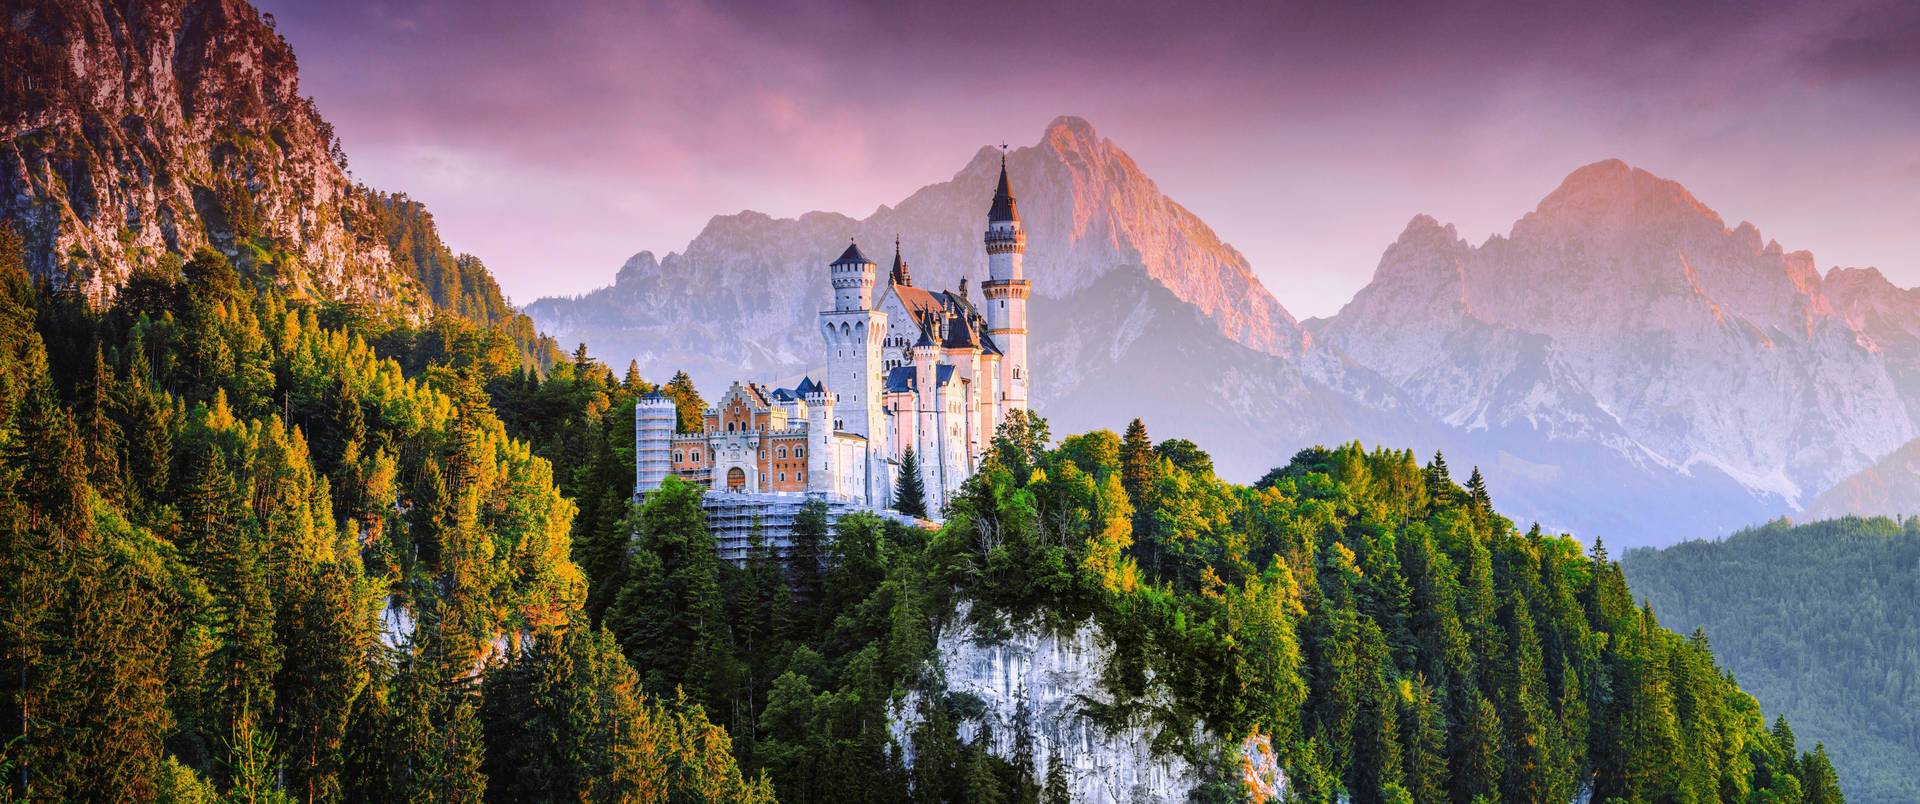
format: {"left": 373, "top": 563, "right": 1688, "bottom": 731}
{"left": 1624, "top": 517, "right": 1919, "bottom": 804}
{"left": 0, "top": 225, "right": 1846, "bottom": 803}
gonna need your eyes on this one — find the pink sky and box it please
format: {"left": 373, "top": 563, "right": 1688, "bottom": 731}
{"left": 259, "top": 0, "right": 1920, "bottom": 319}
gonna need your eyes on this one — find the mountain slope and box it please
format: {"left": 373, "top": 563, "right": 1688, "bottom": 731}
{"left": 530, "top": 127, "right": 1804, "bottom": 545}
{"left": 1624, "top": 517, "right": 1920, "bottom": 804}
{"left": 526, "top": 116, "right": 1307, "bottom": 388}
{"left": 1805, "top": 437, "right": 1920, "bottom": 520}
{"left": 1313, "top": 160, "right": 1914, "bottom": 508}
{"left": 1, "top": 0, "right": 555, "bottom": 361}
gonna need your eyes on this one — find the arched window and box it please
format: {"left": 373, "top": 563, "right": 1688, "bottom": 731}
{"left": 777, "top": 447, "right": 787, "bottom": 458}
{"left": 779, "top": 472, "right": 787, "bottom": 482}
{"left": 796, "top": 447, "right": 805, "bottom": 458}
{"left": 673, "top": 451, "right": 683, "bottom": 462}
{"left": 691, "top": 450, "right": 701, "bottom": 462}
{"left": 726, "top": 421, "right": 735, "bottom": 432}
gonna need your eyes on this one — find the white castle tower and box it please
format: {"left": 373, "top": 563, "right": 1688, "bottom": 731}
{"left": 805, "top": 384, "right": 835, "bottom": 495}
{"left": 821, "top": 240, "right": 889, "bottom": 504}
{"left": 981, "top": 152, "right": 1030, "bottom": 422}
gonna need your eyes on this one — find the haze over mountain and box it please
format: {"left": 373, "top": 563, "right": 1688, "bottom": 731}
{"left": 1313, "top": 160, "right": 1915, "bottom": 510}
{"left": 528, "top": 118, "right": 1920, "bottom": 546}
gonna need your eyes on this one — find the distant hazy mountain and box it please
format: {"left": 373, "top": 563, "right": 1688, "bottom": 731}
{"left": 529, "top": 124, "right": 1918, "bottom": 546}
{"left": 1805, "top": 438, "right": 1920, "bottom": 521}
{"left": 1312, "top": 160, "right": 1915, "bottom": 511}
{"left": 525, "top": 117, "right": 1308, "bottom": 383}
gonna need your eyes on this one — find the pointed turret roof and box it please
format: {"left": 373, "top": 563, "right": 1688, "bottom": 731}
{"left": 831, "top": 239, "right": 871, "bottom": 265}
{"left": 988, "top": 152, "right": 1019, "bottom": 223}
{"left": 943, "top": 311, "right": 979, "bottom": 349}
{"left": 914, "top": 312, "right": 938, "bottom": 348}
{"left": 890, "top": 236, "right": 911, "bottom": 286}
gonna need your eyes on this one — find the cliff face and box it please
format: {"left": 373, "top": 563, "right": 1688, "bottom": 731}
{"left": 1, "top": 0, "right": 418, "bottom": 306}
{"left": 889, "top": 601, "right": 1285, "bottom": 803}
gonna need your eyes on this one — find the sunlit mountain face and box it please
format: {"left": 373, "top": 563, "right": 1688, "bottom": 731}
{"left": 260, "top": 0, "right": 1920, "bottom": 322}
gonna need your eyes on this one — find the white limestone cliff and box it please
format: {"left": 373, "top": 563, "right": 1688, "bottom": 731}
{"left": 890, "top": 601, "right": 1285, "bottom": 803}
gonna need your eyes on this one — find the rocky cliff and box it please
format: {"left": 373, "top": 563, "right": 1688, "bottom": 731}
{"left": 890, "top": 601, "right": 1284, "bottom": 803}
{"left": 1, "top": 0, "right": 419, "bottom": 301}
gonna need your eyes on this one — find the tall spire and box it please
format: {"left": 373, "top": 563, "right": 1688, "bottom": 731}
{"left": 988, "top": 147, "right": 1019, "bottom": 223}
{"left": 890, "top": 235, "right": 911, "bottom": 287}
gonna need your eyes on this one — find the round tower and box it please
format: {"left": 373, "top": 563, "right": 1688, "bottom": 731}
{"left": 804, "top": 384, "right": 835, "bottom": 496}
{"left": 831, "top": 239, "right": 877, "bottom": 310}
{"left": 821, "top": 238, "right": 887, "bottom": 506}
{"left": 981, "top": 151, "right": 1031, "bottom": 422}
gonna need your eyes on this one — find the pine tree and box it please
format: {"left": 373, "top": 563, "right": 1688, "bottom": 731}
{"left": 276, "top": 560, "right": 370, "bottom": 803}
{"left": 963, "top": 742, "right": 1008, "bottom": 804}
{"left": 789, "top": 499, "right": 830, "bottom": 612}
{"left": 896, "top": 447, "right": 928, "bottom": 518}
{"left": 1450, "top": 691, "right": 1503, "bottom": 803}
{"left": 1800, "top": 743, "right": 1844, "bottom": 804}
{"left": 1043, "top": 749, "right": 1071, "bottom": 804}
{"left": 1401, "top": 676, "right": 1449, "bottom": 804}
{"left": 1422, "top": 451, "right": 1463, "bottom": 512}
{"left": 1119, "top": 418, "right": 1154, "bottom": 506}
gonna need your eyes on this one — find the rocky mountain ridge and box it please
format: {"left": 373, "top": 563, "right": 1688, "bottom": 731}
{"left": 532, "top": 134, "right": 1920, "bottom": 544}
{"left": 1312, "top": 159, "right": 1916, "bottom": 508}
{"left": 526, "top": 116, "right": 1311, "bottom": 387}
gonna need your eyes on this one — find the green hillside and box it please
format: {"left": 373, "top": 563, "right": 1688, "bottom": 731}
{"left": 1624, "top": 517, "right": 1920, "bottom": 804}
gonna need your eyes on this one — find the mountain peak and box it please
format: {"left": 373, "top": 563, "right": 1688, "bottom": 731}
{"left": 1045, "top": 115, "right": 1099, "bottom": 143}
{"left": 1396, "top": 214, "right": 1458, "bottom": 244}
{"left": 1516, "top": 159, "right": 1724, "bottom": 241}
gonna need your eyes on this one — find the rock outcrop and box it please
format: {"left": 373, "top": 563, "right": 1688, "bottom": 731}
{"left": 890, "top": 601, "right": 1285, "bottom": 803}
{"left": 5, "top": 0, "right": 419, "bottom": 308}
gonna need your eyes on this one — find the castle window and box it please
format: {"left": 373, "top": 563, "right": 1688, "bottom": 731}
{"left": 727, "top": 422, "right": 735, "bottom": 432}
{"left": 796, "top": 447, "right": 805, "bottom": 457}
{"left": 691, "top": 450, "right": 701, "bottom": 462}
{"left": 779, "top": 472, "right": 787, "bottom": 482}
{"left": 673, "top": 451, "right": 682, "bottom": 462}
{"left": 777, "top": 447, "right": 787, "bottom": 458}
{"left": 1013, "top": 368, "right": 1021, "bottom": 379}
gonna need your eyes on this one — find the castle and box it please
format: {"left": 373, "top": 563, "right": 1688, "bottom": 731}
{"left": 636, "top": 154, "right": 1032, "bottom": 539}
